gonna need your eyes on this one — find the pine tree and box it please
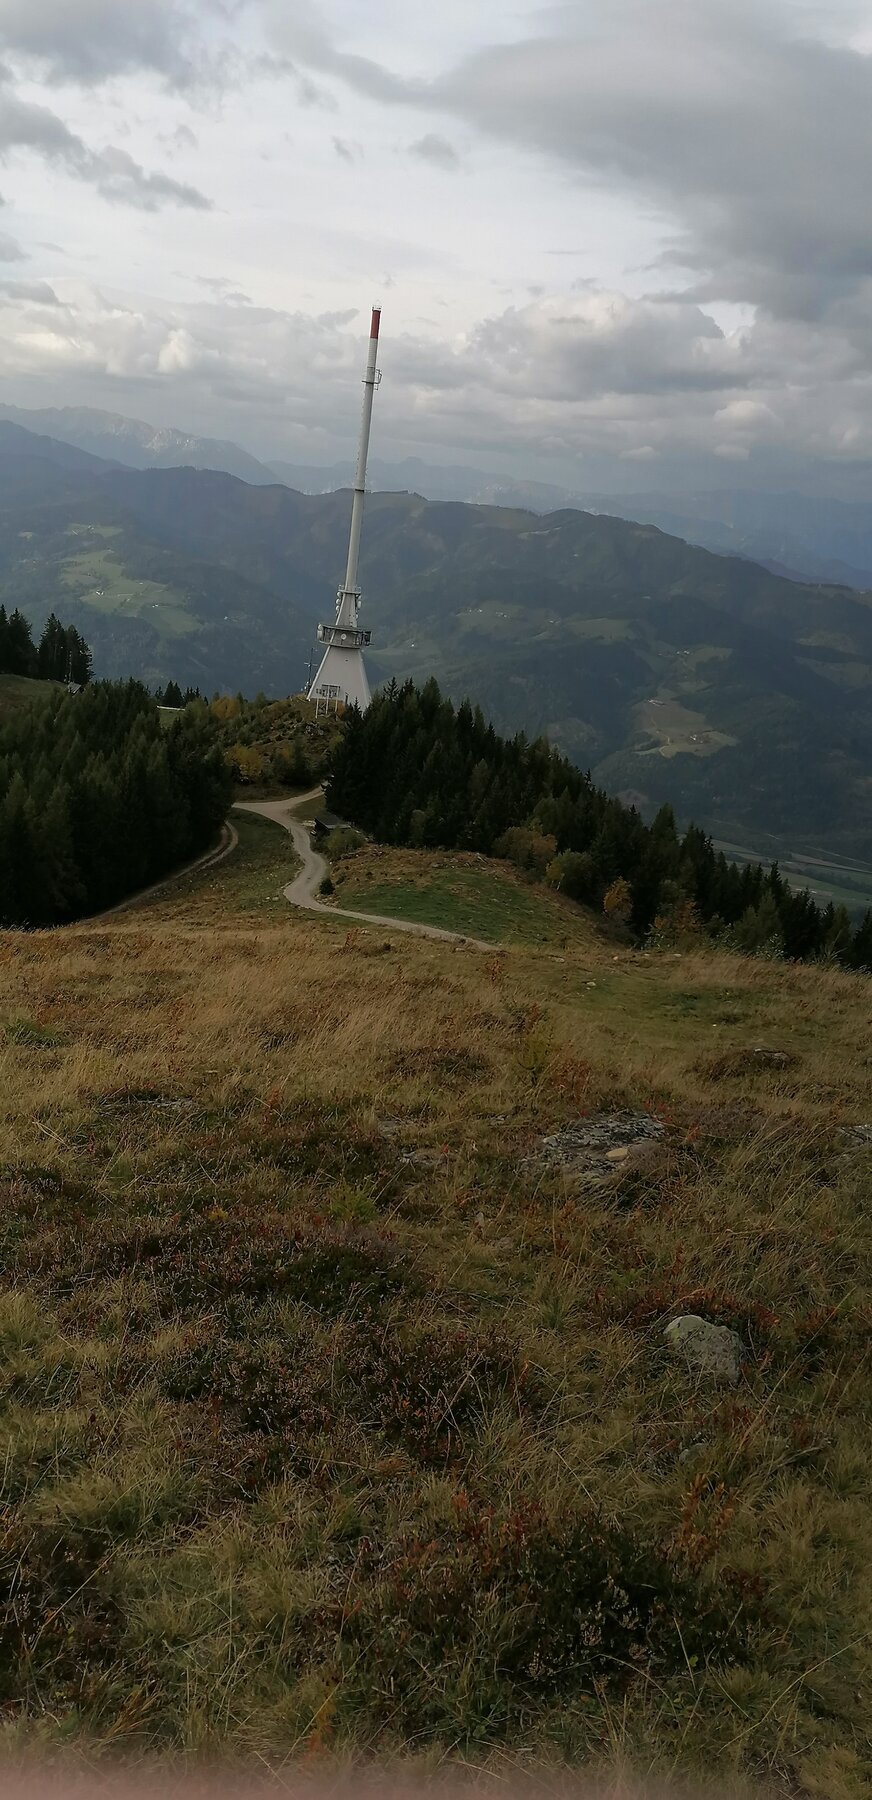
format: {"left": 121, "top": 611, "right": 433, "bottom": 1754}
{"left": 2, "top": 610, "right": 37, "bottom": 677}
{"left": 848, "top": 910, "right": 872, "bottom": 971}
{"left": 37, "top": 614, "right": 66, "bottom": 681}
{"left": 65, "top": 628, "right": 92, "bottom": 685}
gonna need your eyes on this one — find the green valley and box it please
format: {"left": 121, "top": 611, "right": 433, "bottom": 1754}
{"left": 2, "top": 424, "right": 872, "bottom": 868}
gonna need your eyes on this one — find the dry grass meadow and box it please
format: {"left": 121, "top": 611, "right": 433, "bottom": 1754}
{"left": 1, "top": 815, "right": 871, "bottom": 1793}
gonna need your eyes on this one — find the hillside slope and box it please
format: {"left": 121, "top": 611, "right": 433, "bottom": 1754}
{"left": 0, "top": 671, "right": 62, "bottom": 719}
{"left": 1, "top": 431, "right": 871, "bottom": 859}
{"left": 0, "top": 811, "right": 870, "bottom": 1788}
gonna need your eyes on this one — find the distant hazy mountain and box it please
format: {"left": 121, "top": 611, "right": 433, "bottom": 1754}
{"left": 0, "top": 417, "right": 117, "bottom": 475}
{"left": 1, "top": 418, "right": 871, "bottom": 867}
{"left": 0, "top": 402, "right": 278, "bottom": 487}
{"left": 270, "top": 456, "right": 872, "bottom": 590}
{"left": 582, "top": 490, "right": 872, "bottom": 592}
{"left": 268, "top": 455, "right": 579, "bottom": 513}
{"left": 6, "top": 400, "right": 870, "bottom": 590}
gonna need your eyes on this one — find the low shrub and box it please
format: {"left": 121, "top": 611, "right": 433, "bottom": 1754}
{"left": 344, "top": 1498, "right": 757, "bottom": 1739}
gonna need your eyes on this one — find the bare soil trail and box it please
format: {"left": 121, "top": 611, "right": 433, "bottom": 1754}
{"left": 234, "top": 792, "right": 495, "bottom": 949}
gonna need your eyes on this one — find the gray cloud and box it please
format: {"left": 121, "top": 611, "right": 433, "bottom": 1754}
{"left": 0, "top": 71, "right": 211, "bottom": 209}
{"left": 317, "top": 307, "right": 358, "bottom": 327}
{"left": 160, "top": 122, "right": 198, "bottom": 152}
{"left": 0, "top": 227, "right": 23, "bottom": 259}
{"left": 395, "top": 292, "right": 747, "bottom": 401}
{"left": 0, "top": 0, "right": 201, "bottom": 86}
{"left": 263, "top": 1, "right": 428, "bottom": 106}
{"left": 287, "top": 63, "right": 337, "bottom": 110}
{"left": 408, "top": 133, "right": 459, "bottom": 171}
{"left": 331, "top": 135, "right": 362, "bottom": 163}
{"left": 276, "top": 0, "right": 872, "bottom": 325}
{"left": 0, "top": 276, "right": 60, "bottom": 302}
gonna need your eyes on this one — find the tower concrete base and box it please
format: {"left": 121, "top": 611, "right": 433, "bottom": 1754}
{"left": 308, "top": 644, "right": 371, "bottom": 711}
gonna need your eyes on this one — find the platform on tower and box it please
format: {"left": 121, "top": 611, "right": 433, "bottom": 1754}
{"left": 316, "top": 622, "right": 372, "bottom": 649}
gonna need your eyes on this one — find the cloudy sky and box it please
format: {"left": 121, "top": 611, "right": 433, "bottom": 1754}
{"left": 1, "top": 0, "right": 872, "bottom": 491}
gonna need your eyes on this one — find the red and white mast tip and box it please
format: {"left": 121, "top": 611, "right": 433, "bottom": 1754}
{"left": 370, "top": 306, "right": 381, "bottom": 340}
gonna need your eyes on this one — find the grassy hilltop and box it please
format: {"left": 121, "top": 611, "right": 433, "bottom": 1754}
{"left": 1, "top": 807, "right": 870, "bottom": 1792}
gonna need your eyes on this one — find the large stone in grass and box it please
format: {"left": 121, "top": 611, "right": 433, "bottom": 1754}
{"left": 538, "top": 1110, "right": 663, "bottom": 1168}
{"left": 664, "top": 1314, "right": 744, "bottom": 1386}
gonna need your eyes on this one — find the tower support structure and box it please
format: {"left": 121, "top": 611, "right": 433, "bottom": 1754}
{"left": 307, "top": 307, "right": 381, "bottom": 711}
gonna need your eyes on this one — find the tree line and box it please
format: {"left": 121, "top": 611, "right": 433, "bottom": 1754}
{"left": 155, "top": 681, "right": 202, "bottom": 708}
{"left": 327, "top": 679, "right": 872, "bottom": 970}
{"left": 0, "top": 606, "right": 92, "bottom": 685}
{"left": 0, "top": 681, "right": 231, "bottom": 927}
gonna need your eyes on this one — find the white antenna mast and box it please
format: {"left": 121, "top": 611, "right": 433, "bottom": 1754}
{"left": 307, "top": 306, "right": 381, "bottom": 711}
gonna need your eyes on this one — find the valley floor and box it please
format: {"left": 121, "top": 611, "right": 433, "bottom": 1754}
{"left": 1, "top": 818, "right": 871, "bottom": 1794}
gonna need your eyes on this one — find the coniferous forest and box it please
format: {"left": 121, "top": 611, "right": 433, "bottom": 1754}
{"left": 0, "top": 605, "right": 92, "bottom": 685}
{"left": 328, "top": 679, "right": 872, "bottom": 970}
{"left": 0, "top": 682, "right": 231, "bottom": 926}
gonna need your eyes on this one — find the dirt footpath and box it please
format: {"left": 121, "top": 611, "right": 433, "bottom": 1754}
{"left": 234, "top": 794, "right": 495, "bottom": 949}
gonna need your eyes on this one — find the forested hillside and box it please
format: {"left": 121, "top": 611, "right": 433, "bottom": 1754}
{"left": 329, "top": 680, "right": 872, "bottom": 969}
{"left": 0, "top": 682, "right": 230, "bottom": 925}
{"left": 0, "top": 605, "right": 91, "bottom": 684}
{"left": 2, "top": 423, "right": 872, "bottom": 864}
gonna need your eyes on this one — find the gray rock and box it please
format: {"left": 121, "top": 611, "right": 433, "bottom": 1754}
{"left": 678, "top": 1440, "right": 707, "bottom": 1464}
{"left": 537, "top": 1110, "right": 664, "bottom": 1169}
{"left": 839, "top": 1123, "right": 872, "bottom": 1149}
{"left": 664, "top": 1314, "right": 744, "bottom": 1386}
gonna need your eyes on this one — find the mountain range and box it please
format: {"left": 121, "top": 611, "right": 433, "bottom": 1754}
{"left": 0, "top": 402, "right": 277, "bottom": 487}
{"left": 1, "top": 413, "right": 871, "bottom": 869}
{"left": 3, "top": 400, "right": 872, "bottom": 590}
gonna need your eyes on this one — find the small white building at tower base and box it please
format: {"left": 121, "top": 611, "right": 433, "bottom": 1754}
{"left": 308, "top": 632, "right": 372, "bottom": 711}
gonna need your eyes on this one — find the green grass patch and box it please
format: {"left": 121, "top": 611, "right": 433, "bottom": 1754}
{"left": 336, "top": 859, "right": 584, "bottom": 944}
{"left": 3, "top": 1016, "right": 68, "bottom": 1049}
{"left": 62, "top": 543, "right": 196, "bottom": 640}
{"left": 634, "top": 696, "right": 737, "bottom": 759}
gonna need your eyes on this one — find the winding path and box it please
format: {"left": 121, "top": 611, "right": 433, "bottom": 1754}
{"left": 234, "top": 793, "right": 495, "bottom": 949}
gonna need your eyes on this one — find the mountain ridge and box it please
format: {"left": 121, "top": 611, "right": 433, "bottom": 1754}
{"left": 5, "top": 397, "right": 872, "bottom": 589}
{"left": 0, "top": 400, "right": 278, "bottom": 486}
{"left": 1, "top": 418, "right": 870, "bottom": 863}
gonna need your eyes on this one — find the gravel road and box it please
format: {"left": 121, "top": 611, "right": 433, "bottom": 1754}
{"left": 234, "top": 794, "right": 494, "bottom": 949}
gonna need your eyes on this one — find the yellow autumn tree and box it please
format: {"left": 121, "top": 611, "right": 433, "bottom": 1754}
{"left": 227, "top": 743, "right": 267, "bottom": 783}
{"left": 603, "top": 877, "right": 632, "bottom": 924}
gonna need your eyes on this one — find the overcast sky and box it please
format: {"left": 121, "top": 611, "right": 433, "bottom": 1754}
{"left": 1, "top": 0, "right": 871, "bottom": 492}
